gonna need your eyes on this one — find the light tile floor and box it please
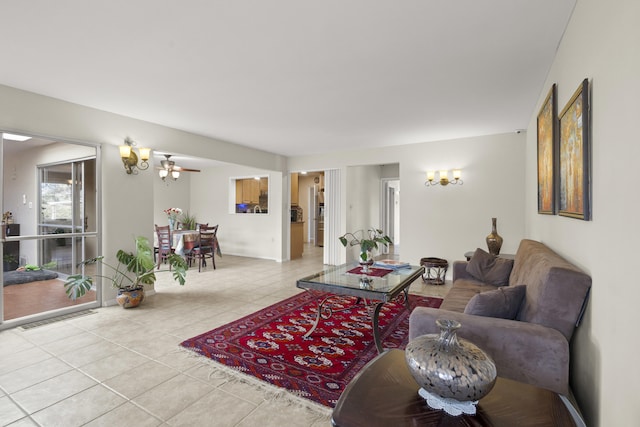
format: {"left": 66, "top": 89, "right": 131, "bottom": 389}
{"left": 0, "top": 245, "right": 451, "bottom": 427}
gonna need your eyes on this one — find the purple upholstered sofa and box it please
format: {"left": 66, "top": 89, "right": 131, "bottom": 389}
{"left": 408, "top": 239, "right": 591, "bottom": 396}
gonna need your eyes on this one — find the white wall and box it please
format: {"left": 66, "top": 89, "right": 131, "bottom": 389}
{"left": 189, "top": 164, "right": 283, "bottom": 261}
{"left": 525, "top": 1, "right": 640, "bottom": 425}
{"left": 289, "top": 132, "right": 526, "bottom": 272}
{"left": 344, "top": 165, "right": 383, "bottom": 263}
{"left": 153, "top": 172, "right": 191, "bottom": 228}
{"left": 0, "top": 84, "right": 287, "bottom": 305}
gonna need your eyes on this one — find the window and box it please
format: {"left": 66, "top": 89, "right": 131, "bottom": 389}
{"left": 233, "top": 177, "right": 268, "bottom": 214}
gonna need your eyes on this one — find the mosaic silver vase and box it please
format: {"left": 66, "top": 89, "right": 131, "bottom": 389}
{"left": 405, "top": 319, "right": 497, "bottom": 402}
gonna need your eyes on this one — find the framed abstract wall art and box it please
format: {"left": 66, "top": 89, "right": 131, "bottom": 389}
{"left": 537, "top": 84, "right": 558, "bottom": 214}
{"left": 558, "top": 78, "right": 591, "bottom": 220}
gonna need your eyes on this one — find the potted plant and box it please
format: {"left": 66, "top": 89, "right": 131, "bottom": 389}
{"left": 180, "top": 210, "right": 197, "bottom": 230}
{"left": 3, "top": 253, "right": 17, "bottom": 272}
{"left": 339, "top": 228, "right": 392, "bottom": 269}
{"left": 63, "top": 236, "right": 188, "bottom": 308}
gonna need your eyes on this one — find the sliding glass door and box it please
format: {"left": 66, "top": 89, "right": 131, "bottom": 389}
{"left": 38, "top": 159, "right": 96, "bottom": 277}
{"left": 1, "top": 132, "right": 100, "bottom": 328}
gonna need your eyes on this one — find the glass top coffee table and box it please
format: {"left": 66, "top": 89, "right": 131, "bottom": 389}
{"left": 296, "top": 263, "right": 424, "bottom": 353}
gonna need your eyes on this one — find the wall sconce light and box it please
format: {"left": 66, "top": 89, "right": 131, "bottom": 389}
{"left": 119, "top": 137, "right": 150, "bottom": 174}
{"left": 425, "top": 169, "right": 463, "bottom": 187}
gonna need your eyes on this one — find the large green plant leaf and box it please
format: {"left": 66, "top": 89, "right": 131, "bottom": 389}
{"left": 63, "top": 235, "right": 188, "bottom": 302}
{"left": 64, "top": 275, "right": 94, "bottom": 300}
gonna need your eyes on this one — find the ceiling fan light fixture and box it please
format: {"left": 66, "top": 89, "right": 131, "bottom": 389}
{"left": 157, "top": 153, "right": 200, "bottom": 183}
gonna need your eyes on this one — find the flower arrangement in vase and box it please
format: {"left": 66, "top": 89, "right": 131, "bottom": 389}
{"left": 163, "top": 207, "right": 182, "bottom": 230}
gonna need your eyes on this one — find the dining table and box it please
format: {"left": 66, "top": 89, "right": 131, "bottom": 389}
{"left": 156, "top": 229, "right": 222, "bottom": 258}
{"left": 171, "top": 229, "right": 195, "bottom": 256}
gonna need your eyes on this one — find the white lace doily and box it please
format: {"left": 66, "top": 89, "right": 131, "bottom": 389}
{"left": 418, "top": 388, "right": 478, "bottom": 416}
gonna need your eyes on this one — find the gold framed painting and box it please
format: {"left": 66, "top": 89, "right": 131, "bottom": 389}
{"left": 559, "top": 79, "right": 591, "bottom": 220}
{"left": 537, "top": 84, "right": 557, "bottom": 214}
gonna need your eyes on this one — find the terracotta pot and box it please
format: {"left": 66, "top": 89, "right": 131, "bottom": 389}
{"left": 116, "top": 287, "right": 145, "bottom": 308}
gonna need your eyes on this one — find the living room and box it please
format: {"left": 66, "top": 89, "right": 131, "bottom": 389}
{"left": 0, "top": 1, "right": 638, "bottom": 425}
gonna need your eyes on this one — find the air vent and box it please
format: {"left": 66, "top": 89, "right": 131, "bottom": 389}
{"left": 19, "top": 310, "right": 96, "bottom": 330}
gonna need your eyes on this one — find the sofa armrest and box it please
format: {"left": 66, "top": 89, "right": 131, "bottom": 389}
{"left": 408, "top": 307, "right": 570, "bottom": 395}
{"left": 452, "top": 260, "right": 475, "bottom": 281}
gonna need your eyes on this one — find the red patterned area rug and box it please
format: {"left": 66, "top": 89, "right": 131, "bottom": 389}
{"left": 180, "top": 291, "right": 442, "bottom": 408}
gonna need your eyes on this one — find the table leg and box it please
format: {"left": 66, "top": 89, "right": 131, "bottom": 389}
{"left": 371, "top": 302, "right": 385, "bottom": 353}
{"left": 403, "top": 288, "right": 410, "bottom": 311}
{"left": 303, "top": 295, "right": 364, "bottom": 338}
{"left": 304, "top": 294, "right": 332, "bottom": 338}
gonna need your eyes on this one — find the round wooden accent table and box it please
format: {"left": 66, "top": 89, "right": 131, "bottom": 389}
{"left": 332, "top": 349, "right": 581, "bottom": 427}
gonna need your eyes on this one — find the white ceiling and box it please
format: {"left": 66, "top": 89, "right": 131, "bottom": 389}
{"left": 0, "top": 1, "right": 575, "bottom": 159}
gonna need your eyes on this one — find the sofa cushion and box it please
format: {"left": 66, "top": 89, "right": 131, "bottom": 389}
{"left": 465, "top": 248, "right": 514, "bottom": 286}
{"left": 438, "top": 278, "right": 500, "bottom": 312}
{"left": 464, "top": 285, "right": 526, "bottom": 319}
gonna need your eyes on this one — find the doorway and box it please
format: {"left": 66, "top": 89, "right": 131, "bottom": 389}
{"left": 382, "top": 179, "right": 400, "bottom": 248}
{"left": 1, "top": 132, "right": 100, "bottom": 327}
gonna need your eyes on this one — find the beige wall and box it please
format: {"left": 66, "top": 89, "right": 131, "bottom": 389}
{"left": 525, "top": 0, "right": 640, "bottom": 425}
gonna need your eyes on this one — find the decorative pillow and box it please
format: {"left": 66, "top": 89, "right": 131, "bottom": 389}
{"left": 464, "top": 285, "right": 526, "bottom": 319}
{"left": 465, "top": 248, "right": 514, "bottom": 286}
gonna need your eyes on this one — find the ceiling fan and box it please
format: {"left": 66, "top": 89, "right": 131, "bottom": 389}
{"left": 157, "top": 154, "right": 200, "bottom": 181}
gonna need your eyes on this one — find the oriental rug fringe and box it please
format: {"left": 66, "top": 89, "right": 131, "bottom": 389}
{"left": 180, "top": 291, "right": 442, "bottom": 408}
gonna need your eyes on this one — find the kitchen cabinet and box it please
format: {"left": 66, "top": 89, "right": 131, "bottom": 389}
{"left": 259, "top": 177, "right": 268, "bottom": 193}
{"left": 242, "top": 180, "right": 253, "bottom": 203}
{"left": 291, "top": 221, "right": 303, "bottom": 259}
{"left": 291, "top": 172, "right": 299, "bottom": 206}
{"left": 236, "top": 178, "right": 260, "bottom": 204}
{"left": 235, "top": 180, "right": 243, "bottom": 204}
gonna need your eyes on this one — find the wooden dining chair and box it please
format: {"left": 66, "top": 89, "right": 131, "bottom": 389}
{"left": 182, "top": 233, "right": 198, "bottom": 267}
{"left": 191, "top": 225, "right": 218, "bottom": 272}
{"left": 155, "top": 224, "right": 174, "bottom": 270}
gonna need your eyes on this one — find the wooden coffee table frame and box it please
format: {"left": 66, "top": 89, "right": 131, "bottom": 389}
{"left": 296, "top": 264, "right": 424, "bottom": 354}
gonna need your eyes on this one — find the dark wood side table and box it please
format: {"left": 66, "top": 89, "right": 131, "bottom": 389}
{"left": 332, "top": 349, "right": 581, "bottom": 427}
{"left": 464, "top": 251, "right": 515, "bottom": 261}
